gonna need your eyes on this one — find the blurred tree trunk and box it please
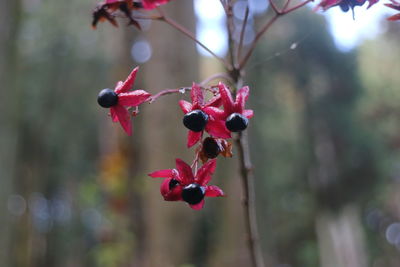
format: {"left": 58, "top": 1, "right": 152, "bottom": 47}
{"left": 140, "top": 1, "right": 200, "bottom": 265}
{"left": 0, "top": 0, "right": 22, "bottom": 266}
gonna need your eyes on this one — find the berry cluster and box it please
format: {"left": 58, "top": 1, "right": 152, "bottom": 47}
{"left": 97, "top": 68, "right": 253, "bottom": 209}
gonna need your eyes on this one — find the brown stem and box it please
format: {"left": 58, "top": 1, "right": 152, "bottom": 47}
{"left": 147, "top": 87, "right": 191, "bottom": 103}
{"left": 238, "top": 14, "right": 280, "bottom": 69}
{"left": 156, "top": 8, "right": 231, "bottom": 70}
{"left": 282, "top": 0, "right": 313, "bottom": 14}
{"left": 236, "top": 5, "right": 250, "bottom": 61}
{"left": 235, "top": 131, "right": 265, "bottom": 267}
{"left": 231, "top": 75, "right": 265, "bottom": 267}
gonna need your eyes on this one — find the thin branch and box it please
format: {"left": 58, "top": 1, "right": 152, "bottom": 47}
{"left": 200, "top": 72, "right": 233, "bottom": 86}
{"left": 282, "top": 0, "right": 312, "bottom": 14}
{"left": 147, "top": 87, "right": 191, "bottom": 103}
{"left": 268, "top": 0, "right": 282, "bottom": 14}
{"left": 236, "top": 131, "right": 265, "bottom": 267}
{"left": 238, "top": 14, "right": 280, "bottom": 69}
{"left": 156, "top": 7, "right": 231, "bottom": 70}
{"left": 282, "top": 0, "right": 292, "bottom": 12}
{"left": 236, "top": 5, "right": 250, "bottom": 61}
{"left": 223, "top": 0, "right": 236, "bottom": 68}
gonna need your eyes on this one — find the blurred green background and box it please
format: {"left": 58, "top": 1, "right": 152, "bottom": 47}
{"left": 1, "top": 0, "right": 400, "bottom": 266}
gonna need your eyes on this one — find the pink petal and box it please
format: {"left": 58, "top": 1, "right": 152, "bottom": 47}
{"left": 149, "top": 169, "right": 174, "bottom": 178}
{"left": 243, "top": 109, "right": 254, "bottom": 119}
{"left": 187, "top": 130, "right": 202, "bottom": 148}
{"left": 110, "top": 108, "right": 119, "bottom": 122}
{"left": 142, "top": 0, "right": 170, "bottom": 9}
{"left": 235, "top": 86, "right": 250, "bottom": 113}
{"left": 160, "top": 178, "right": 182, "bottom": 201}
{"left": 115, "top": 67, "right": 138, "bottom": 94}
{"left": 118, "top": 90, "right": 151, "bottom": 107}
{"left": 189, "top": 199, "right": 205, "bottom": 210}
{"left": 388, "top": 13, "right": 400, "bottom": 20}
{"left": 196, "top": 159, "right": 217, "bottom": 186}
{"left": 367, "top": 0, "right": 379, "bottom": 8}
{"left": 205, "top": 95, "right": 222, "bottom": 108}
{"left": 191, "top": 83, "right": 204, "bottom": 108}
{"left": 205, "top": 185, "right": 225, "bottom": 197}
{"left": 203, "top": 106, "right": 226, "bottom": 120}
{"left": 112, "top": 105, "right": 132, "bottom": 135}
{"left": 175, "top": 158, "right": 194, "bottom": 184}
{"left": 218, "top": 82, "right": 235, "bottom": 114}
{"left": 179, "top": 100, "right": 192, "bottom": 114}
{"left": 205, "top": 119, "right": 231, "bottom": 139}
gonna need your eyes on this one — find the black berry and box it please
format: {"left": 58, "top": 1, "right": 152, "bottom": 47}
{"left": 97, "top": 88, "right": 118, "bottom": 108}
{"left": 169, "top": 179, "right": 180, "bottom": 190}
{"left": 183, "top": 110, "right": 208, "bottom": 132}
{"left": 225, "top": 113, "right": 248, "bottom": 132}
{"left": 202, "top": 137, "right": 221, "bottom": 159}
{"left": 182, "top": 183, "right": 205, "bottom": 205}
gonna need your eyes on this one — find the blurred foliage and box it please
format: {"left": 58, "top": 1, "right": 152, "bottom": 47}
{"left": 1, "top": 0, "right": 400, "bottom": 267}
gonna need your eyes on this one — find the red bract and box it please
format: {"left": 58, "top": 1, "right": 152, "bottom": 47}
{"left": 98, "top": 67, "right": 151, "bottom": 135}
{"left": 142, "top": 0, "right": 171, "bottom": 9}
{"left": 92, "top": 0, "right": 142, "bottom": 29}
{"left": 316, "top": 0, "right": 378, "bottom": 12}
{"left": 386, "top": 0, "right": 400, "bottom": 20}
{"left": 179, "top": 83, "right": 230, "bottom": 148}
{"left": 203, "top": 82, "right": 253, "bottom": 124}
{"left": 148, "top": 159, "right": 224, "bottom": 210}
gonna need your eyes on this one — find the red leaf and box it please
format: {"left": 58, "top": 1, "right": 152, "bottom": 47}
{"left": 243, "top": 109, "right": 254, "bottom": 119}
{"left": 179, "top": 100, "right": 192, "bottom": 114}
{"left": 115, "top": 67, "right": 138, "bottom": 94}
{"left": 388, "top": 13, "right": 400, "bottom": 20}
{"left": 235, "top": 86, "right": 250, "bottom": 113}
{"left": 142, "top": 0, "right": 171, "bottom": 9}
{"left": 205, "top": 119, "right": 231, "bottom": 139}
{"left": 160, "top": 178, "right": 182, "bottom": 201}
{"left": 187, "top": 130, "right": 202, "bottom": 148}
{"left": 196, "top": 159, "right": 217, "bottom": 186}
{"left": 205, "top": 185, "right": 224, "bottom": 197}
{"left": 112, "top": 105, "right": 132, "bottom": 135}
{"left": 190, "top": 199, "right": 205, "bottom": 210}
{"left": 203, "top": 106, "right": 226, "bottom": 120}
{"left": 175, "top": 159, "right": 194, "bottom": 184}
{"left": 191, "top": 83, "right": 204, "bottom": 108}
{"left": 149, "top": 169, "right": 174, "bottom": 178}
{"left": 118, "top": 90, "right": 151, "bottom": 106}
{"left": 218, "top": 82, "right": 235, "bottom": 114}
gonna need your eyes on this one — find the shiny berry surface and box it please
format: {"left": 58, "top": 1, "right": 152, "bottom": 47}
{"left": 169, "top": 179, "right": 179, "bottom": 190}
{"left": 225, "top": 113, "right": 248, "bottom": 132}
{"left": 182, "top": 183, "right": 205, "bottom": 205}
{"left": 202, "top": 137, "right": 221, "bottom": 159}
{"left": 183, "top": 110, "right": 209, "bottom": 132}
{"left": 97, "top": 88, "right": 118, "bottom": 108}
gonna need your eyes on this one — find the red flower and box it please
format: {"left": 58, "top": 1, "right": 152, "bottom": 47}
{"left": 97, "top": 67, "right": 151, "bottom": 135}
{"left": 148, "top": 159, "right": 224, "bottom": 210}
{"left": 316, "top": 0, "right": 378, "bottom": 12}
{"left": 142, "top": 0, "right": 171, "bottom": 9}
{"left": 386, "top": 0, "right": 400, "bottom": 20}
{"left": 92, "top": 0, "right": 141, "bottom": 29}
{"left": 179, "top": 83, "right": 231, "bottom": 148}
{"left": 203, "top": 82, "right": 253, "bottom": 133}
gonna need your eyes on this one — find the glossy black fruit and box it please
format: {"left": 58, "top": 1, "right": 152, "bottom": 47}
{"left": 182, "top": 183, "right": 205, "bottom": 205}
{"left": 202, "top": 137, "right": 221, "bottom": 159}
{"left": 225, "top": 113, "right": 248, "bottom": 132}
{"left": 183, "top": 110, "right": 208, "bottom": 132}
{"left": 97, "top": 88, "right": 118, "bottom": 108}
{"left": 169, "top": 179, "right": 180, "bottom": 190}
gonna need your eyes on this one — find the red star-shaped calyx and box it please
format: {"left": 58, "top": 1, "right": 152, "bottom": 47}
{"left": 148, "top": 159, "right": 224, "bottom": 210}
{"left": 179, "top": 83, "right": 231, "bottom": 148}
{"left": 97, "top": 67, "right": 151, "bottom": 135}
